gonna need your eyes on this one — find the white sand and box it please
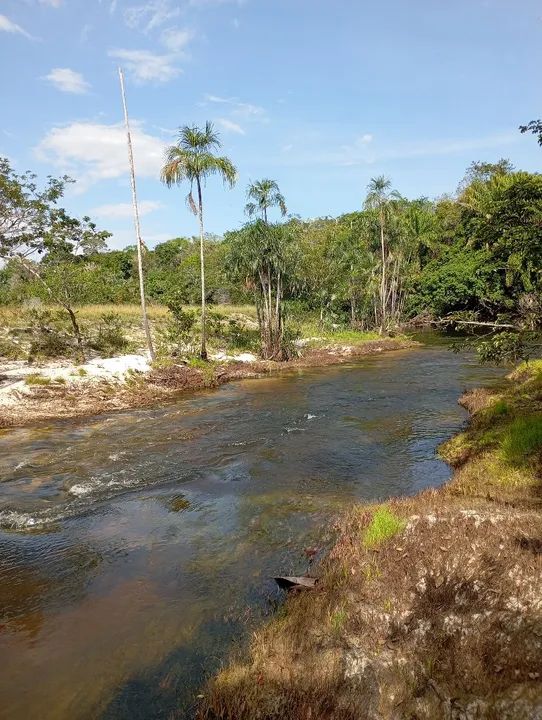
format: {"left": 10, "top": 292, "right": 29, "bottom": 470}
{"left": 0, "top": 354, "right": 152, "bottom": 408}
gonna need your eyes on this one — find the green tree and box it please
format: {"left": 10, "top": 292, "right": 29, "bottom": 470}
{"left": 161, "top": 122, "right": 237, "bottom": 359}
{"left": 364, "top": 176, "right": 401, "bottom": 332}
{"left": 0, "top": 157, "right": 70, "bottom": 262}
{"left": 226, "top": 220, "right": 298, "bottom": 359}
{"left": 519, "top": 120, "right": 542, "bottom": 146}
{"left": 245, "top": 179, "right": 287, "bottom": 222}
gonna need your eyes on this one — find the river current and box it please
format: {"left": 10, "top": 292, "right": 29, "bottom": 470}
{"left": 0, "top": 342, "right": 502, "bottom": 719}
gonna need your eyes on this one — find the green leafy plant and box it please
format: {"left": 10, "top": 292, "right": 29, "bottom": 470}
{"left": 92, "top": 313, "right": 130, "bottom": 355}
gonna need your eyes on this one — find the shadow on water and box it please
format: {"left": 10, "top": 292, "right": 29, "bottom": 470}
{"left": 0, "top": 341, "right": 504, "bottom": 719}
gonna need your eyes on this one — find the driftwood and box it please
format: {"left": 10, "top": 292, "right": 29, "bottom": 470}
{"left": 451, "top": 319, "right": 518, "bottom": 329}
{"left": 274, "top": 576, "right": 317, "bottom": 591}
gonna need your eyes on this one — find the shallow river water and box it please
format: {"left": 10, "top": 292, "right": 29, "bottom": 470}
{"left": 0, "top": 342, "right": 502, "bottom": 719}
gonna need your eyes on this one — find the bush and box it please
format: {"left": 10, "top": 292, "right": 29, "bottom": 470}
{"left": 91, "top": 313, "right": 131, "bottom": 355}
{"left": 280, "top": 325, "right": 301, "bottom": 360}
{"left": 25, "top": 309, "right": 73, "bottom": 360}
{"left": 223, "top": 318, "right": 259, "bottom": 352}
{"left": 157, "top": 301, "right": 198, "bottom": 357}
{"left": 0, "top": 337, "right": 25, "bottom": 360}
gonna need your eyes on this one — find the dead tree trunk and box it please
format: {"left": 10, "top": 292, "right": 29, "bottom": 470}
{"left": 118, "top": 67, "right": 155, "bottom": 361}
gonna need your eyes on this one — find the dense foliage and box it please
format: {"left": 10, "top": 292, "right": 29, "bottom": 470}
{"left": 1, "top": 150, "right": 542, "bottom": 358}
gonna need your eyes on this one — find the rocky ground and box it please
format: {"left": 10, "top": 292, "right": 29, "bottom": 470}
{"left": 198, "top": 363, "right": 542, "bottom": 720}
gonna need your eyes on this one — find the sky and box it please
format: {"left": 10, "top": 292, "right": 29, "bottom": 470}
{"left": 1, "top": 0, "right": 541, "bottom": 249}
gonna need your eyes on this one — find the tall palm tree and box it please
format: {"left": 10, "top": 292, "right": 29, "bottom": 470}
{"left": 161, "top": 122, "right": 236, "bottom": 359}
{"left": 245, "top": 179, "right": 287, "bottom": 223}
{"left": 364, "top": 176, "right": 399, "bottom": 332}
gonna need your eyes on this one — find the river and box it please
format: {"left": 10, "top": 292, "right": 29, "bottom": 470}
{"left": 0, "top": 342, "right": 502, "bottom": 719}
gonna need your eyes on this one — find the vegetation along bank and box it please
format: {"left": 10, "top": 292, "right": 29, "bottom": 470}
{"left": 0, "top": 303, "right": 414, "bottom": 427}
{"left": 199, "top": 361, "right": 542, "bottom": 720}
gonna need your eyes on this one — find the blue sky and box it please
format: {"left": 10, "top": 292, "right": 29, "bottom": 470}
{"left": 1, "top": 0, "right": 541, "bottom": 248}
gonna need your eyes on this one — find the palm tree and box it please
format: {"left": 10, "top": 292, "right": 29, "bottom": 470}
{"left": 364, "top": 176, "right": 399, "bottom": 332}
{"left": 161, "top": 122, "right": 236, "bottom": 359}
{"left": 245, "top": 179, "right": 287, "bottom": 223}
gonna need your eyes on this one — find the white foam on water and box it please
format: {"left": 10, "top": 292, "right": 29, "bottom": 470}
{"left": 108, "top": 451, "right": 127, "bottom": 462}
{"left": 68, "top": 470, "right": 138, "bottom": 498}
{"left": 0, "top": 510, "right": 39, "bottom": 528}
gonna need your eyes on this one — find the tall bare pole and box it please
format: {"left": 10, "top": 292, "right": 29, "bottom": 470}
{"left": 118, "top": 67, "right": 155, "bottom": 361}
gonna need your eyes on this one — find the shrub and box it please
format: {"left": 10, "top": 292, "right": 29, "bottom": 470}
{"left": 25, "top": 309, "right": 73, "bottom": 360}
{"left": 91, "top": 313, "right": 130, "bottom": 355}
{"left": 280, "top": 325, "right": 301, "bottom": 360}
{"left": 158, "top": 303, "right": 198, "bottom": 357}
{"left": 223, "top": 318, "right": 259, "bottom": 352}
{"left": 0, "top": 337, "right": 25, "bottom": 360}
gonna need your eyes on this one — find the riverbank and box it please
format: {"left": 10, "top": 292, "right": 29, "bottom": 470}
{"left": 199, "top": 362, "right": 542, "bottom": 720}
{"left": 0, "top": 338, "right": 415, "bottom": 428}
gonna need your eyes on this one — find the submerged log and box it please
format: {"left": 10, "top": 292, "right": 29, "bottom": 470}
{"left": 274, "top": 575, "right": 317, "bottom": 591}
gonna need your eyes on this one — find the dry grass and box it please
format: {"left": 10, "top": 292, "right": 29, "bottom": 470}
{"left": 198, "top": 364, "right": 542, "bottom": 720}
{"left": 0, "top": 303, "right": 257, "bottom": 326}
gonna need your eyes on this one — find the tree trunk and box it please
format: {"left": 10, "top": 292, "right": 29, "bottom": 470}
{"left": 118, "top": 67, "right": 155, "bottom": 361}
{"left": 65, "top": 306, "right": 82, "bottom": 347}
{"left": 379, "top": 205, "right": 386, "bottom": 334}
{"left": 196, "top": 177, "right": 207, "bottom": 360}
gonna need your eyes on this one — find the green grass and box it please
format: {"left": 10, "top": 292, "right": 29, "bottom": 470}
{"left": 501, "top": 416, "right": 542, "bottom": 464}
{"left": 485, "top": 398, "right": 510, "bottom": 419}
{"left": 362, "top": 506, "right": 406, "bottom": 548}
{"left": 25, "top": 373, "right": 51, "bottom": 386}
{"left": 330, "top": 608, "right": 347, "bottom": 634}
{"left": 296, "top": 317, "right": 381, "bottom": 346}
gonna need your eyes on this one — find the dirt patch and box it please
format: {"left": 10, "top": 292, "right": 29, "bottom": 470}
{"left": 0, "top": 338, "right": 416, "bottom": 429}
{"left": 198, "top": 364, "right": 542, "bottom": 720}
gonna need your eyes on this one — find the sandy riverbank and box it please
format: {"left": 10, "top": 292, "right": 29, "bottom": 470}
{"left": 0, "top": 338, "right": 415, "bottom": 428}
{"left": 199, "top": 363, "right": 542, "bottom": 720}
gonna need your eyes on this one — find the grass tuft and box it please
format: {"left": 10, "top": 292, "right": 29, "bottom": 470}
{"left": 25, "top": 373, "right": 51, "bottom": 386}
{"left": 362, "top": 506, "right": 406, "bottom": 548}
{"left": 501, "top": 416, "right": 542, "bottom": 464}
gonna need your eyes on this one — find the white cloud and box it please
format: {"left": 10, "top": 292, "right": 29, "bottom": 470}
{"left": 107, "top": 228, "right": 172, "bottom": 250}
{"left": 109, "top": 48, "right": 181, "bottom": 83}
{"left": 216, "top": 118, "right": 245, "bottom": 135}
{"left": 189, "top": 0, "right": 247, "bottom": 5}
{"left": 160, "top": 27, "right": 193, "bottom": 52}
{"left": 203, "top": 94, "right": 267, "bottom": 121}
{"left": 44, "top": 68, "right": 90, "bottom": 94}
{"left": 0, "top": 13, "right": 33, "bottom": 39}
{"left": 274, "top": 129, "right": 523, "bottom": 169}
{"left": 91, "top": 200, "right": 163, "bottom": 218}
{"left": 38, "top": 0, "right": 62, "bottom": 7}
{"left": 35, "top": 121, "right": 166, "bottom": 190}
{"left": 124, "top": 0, "right": 180, "bottom": 32}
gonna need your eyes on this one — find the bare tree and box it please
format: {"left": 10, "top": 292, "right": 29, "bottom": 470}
{"left": 118, "top": 67, "right": 155, "bottom": 360}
